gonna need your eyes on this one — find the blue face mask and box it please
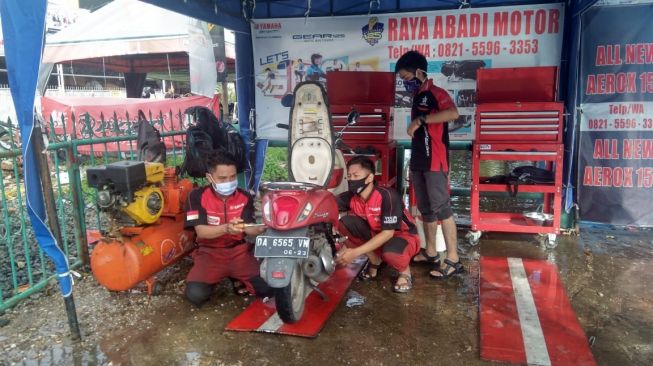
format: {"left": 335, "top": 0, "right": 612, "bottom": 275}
{"left": 403, "top": 77, "right": 422, "bottom": 93}
{"left": 212, "top": 180, "right": 238, "bottom": 196}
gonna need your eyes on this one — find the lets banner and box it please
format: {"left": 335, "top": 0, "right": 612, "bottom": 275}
{"left": 578, "top": 3, "right": 653, "bottom": 225}
{"left": 251, "top": 3, "right": 564, "bottom": 141}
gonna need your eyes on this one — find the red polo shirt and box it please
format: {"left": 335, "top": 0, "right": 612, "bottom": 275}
{"left": 184, "top": 186, "right": 254, "bottom": 248}
{"left": 410, "top": 78, "right": 455, "bottom": 172}
{"left": 337, "top": 186, "right": 417, "bottom": 235}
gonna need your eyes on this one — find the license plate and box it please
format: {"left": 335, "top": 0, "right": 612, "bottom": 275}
{"left": 254, "top": 236, "right": 310, "bottom": 258}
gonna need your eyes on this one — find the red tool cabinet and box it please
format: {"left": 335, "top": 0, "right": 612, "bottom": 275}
{"left": 327, "top": 71, "right": 398, "bottom": 187}
{"left": 469, "top": 67, "right": 564, "bottom": 247}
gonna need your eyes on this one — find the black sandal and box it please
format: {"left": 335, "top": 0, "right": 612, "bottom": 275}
{"left": 231, "top": 280, "right": 251, "bottom": 296}
{"left": 429, "top": 258, "right": 464, "bottom": 280}
{"left": 359, "top": 262, "right": 382, "bottom": 281}
{"left": 393, "top": 273, "right": 413, "bottom": 293}
{"left": 412, "top": 248, "right": 440, "bottom": 267}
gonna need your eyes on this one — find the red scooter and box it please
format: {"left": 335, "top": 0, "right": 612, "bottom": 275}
{"left": 255, "top": 81, "right": 357, "bottom": 323}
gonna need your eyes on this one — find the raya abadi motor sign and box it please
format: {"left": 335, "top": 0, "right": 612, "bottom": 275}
{"left": 251, "top": 3, "right": 564, "bottom": 141}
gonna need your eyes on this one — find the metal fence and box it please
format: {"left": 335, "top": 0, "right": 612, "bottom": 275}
{"left": 0, "top": 111, "right": 189, "bottom": 310}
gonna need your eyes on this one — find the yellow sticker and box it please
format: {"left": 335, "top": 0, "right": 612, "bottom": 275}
{"left": 140, "top": 245, "right": 154, "bottom": 256}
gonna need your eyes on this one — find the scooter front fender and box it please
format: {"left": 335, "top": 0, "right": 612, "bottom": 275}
{"left": 261, "top": 257, "right": 297, "bottom": 288}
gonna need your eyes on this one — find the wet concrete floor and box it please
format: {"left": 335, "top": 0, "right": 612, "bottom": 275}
{"left": 1, "top": 227, "right": 652, "bottom": 366}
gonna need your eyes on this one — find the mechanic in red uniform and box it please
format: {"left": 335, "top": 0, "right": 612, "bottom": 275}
{"left": 335, "top": 156, "right": 420, "bottom": 293}
{"left": 395, "top": 50, "right": 464, "bottom": 279}
{"left": 184, "top": 151, "right": 270, "bottom": 306}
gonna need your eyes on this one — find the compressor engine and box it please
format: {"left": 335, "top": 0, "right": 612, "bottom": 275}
{"left": 87, "top": 161, "right": 165, "bottom": 227}
{"left": 86, "top": 160, "right": 196, "bottom": 293}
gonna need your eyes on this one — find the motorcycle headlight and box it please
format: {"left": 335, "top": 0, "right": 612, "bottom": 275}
{"left": 297, "top": 202, "right": 313, "bottom": 222}
{"left": 263, "top": 200, "right": 271, "bottom": 222}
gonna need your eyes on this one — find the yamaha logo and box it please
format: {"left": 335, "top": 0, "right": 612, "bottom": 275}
{"left": 255, "top": 22, "right": 282, "bottom": 30}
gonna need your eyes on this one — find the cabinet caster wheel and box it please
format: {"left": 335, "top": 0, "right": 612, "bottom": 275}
{"left": 466, "top": 231, "right": 482, "bottom": 246}
{"left": 545, "top": 234, "right": 557, "bottom": 249}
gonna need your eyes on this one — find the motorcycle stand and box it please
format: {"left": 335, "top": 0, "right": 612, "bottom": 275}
{"left": 309, "top": 283, "right": 329, "bottom": 302}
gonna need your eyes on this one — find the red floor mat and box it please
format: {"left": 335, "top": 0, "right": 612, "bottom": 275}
{"left": 225, "top": 258, "right": 365, "bottom": 338}
{"left": 480, "top": 256, "right": 596, "bottom": 366}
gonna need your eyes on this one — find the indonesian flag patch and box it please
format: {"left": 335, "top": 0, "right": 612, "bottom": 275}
{"left": 186, "top": 210, "right": 199, "bottom": 221}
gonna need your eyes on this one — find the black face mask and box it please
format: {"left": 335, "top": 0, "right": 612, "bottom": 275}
{"left": 348, "top": 177, "right": 369, "bottom": 195}
{"left": 403, "top": 77, "right": 422, "bottom": 93}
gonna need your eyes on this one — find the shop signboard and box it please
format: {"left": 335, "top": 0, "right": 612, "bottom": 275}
{"left": 251, "top": 3, "right": 564, "bottom": 141}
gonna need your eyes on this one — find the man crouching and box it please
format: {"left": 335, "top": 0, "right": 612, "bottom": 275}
{"left": 183, "top": 151, "right": 271, "bottom": 306}
{"left": 335, "top": 156, "right": 420, "bottom": 293}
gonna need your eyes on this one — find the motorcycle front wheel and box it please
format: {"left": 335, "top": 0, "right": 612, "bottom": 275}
{"left": 274, "top": 261, "right": 306, "bottom": 323}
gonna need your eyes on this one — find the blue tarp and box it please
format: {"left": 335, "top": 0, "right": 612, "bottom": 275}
{"left": 0, "top": 1, "right": 73, "bottom": 297}
{"left": 562, "top": 0, "right": 599, "bottom": 212}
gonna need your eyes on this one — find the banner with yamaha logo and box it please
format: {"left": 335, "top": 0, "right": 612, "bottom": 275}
{"left": 251, "top": 3, "right": 564, "bottom": 141}
{"left": 578, "top": 2, "right": 653, "bottom": 225}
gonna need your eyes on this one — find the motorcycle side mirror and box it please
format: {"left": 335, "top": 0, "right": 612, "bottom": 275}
{"left": 281, "top": 93, "right": 294, "bottom": 108}
{"left": 347, "top": 109, "right": 359, "bottom": 125}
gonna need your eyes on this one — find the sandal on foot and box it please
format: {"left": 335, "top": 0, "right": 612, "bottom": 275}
{"left": 429, "top": 258, "right": 464, "bottom": 280}
{"left": 232, "top": 281, "right": 251, "bottom": 296}
{"left": 359, "top": 262, "right": 382, "bottom": 281}
{"left": 393, "top": 273, "right": 413, "bottom": 293}
{"left": 411, "top": 248, "right": 440, "bottom": 267}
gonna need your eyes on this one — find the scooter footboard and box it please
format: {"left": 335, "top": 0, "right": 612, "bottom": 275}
{"left": 260, "top": 258, "right": 297, "bottom": 288}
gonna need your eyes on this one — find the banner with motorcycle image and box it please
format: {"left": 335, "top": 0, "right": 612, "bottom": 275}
{"left": 251, "top": 3, "right": 564, "bottom": 141}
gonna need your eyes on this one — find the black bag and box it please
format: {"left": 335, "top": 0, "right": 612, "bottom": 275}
{"left": 135, "top": 110, "right": 166, "bottom": 163}
{"left": 481, "top": 165, "right": 554, "bottom": 197}
{"left": 511, "top": 166, "right": 554, "bottom": 184}
{"left": 507, "top": 166, "right": 554, "bottom": 197}
{"left": 179, "top": 106, "right": 246, "bottom": 177}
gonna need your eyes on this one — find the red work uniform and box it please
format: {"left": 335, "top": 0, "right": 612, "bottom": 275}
{"left": 409, "top": 78, "right": 456, "bottom": 222}
{"left": 410, "top": 78, "right": 456, "bottom": 172}
{"left": 337, "top": 186, "right": 420, "bottom": 272}
{"left": 184, "top": 186, "right": 260, "bottom": 294}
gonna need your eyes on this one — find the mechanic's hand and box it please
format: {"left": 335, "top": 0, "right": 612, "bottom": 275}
{"left": 335, "top": 246, "right": 357, "bottom": 266}
{"left": 407, "top": 118, "right": 422, "bottom": 138}
{"left": 226, "top": 218, "right": 244, "bottom": 235}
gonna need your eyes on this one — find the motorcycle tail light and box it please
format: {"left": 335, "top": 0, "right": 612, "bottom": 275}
{"left": 272, "top": 271, "right": 285, "bottom": 279}
{"left": 297, "top": 202, "right": 313, "bottom": 222}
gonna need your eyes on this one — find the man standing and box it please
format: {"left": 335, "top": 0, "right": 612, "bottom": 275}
{"left": 394, "top": 50, "right": 464, "bottom": 279}
{"left": 335, "top": 156, "right": 420, "bottom": 293}
{"left": 184, "top": 152, "right": 270, "bottom": 306}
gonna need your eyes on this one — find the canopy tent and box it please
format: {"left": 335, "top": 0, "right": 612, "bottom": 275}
{"left": 41, "top": 0, "right": 229, "bottom": 97}
{"left": 0, "top": 1, "right": 603, "bottom": 337}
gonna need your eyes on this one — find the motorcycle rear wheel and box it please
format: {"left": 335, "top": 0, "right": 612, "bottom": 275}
{"left": 274, "top": 261, "right": 306, "bottom": 323}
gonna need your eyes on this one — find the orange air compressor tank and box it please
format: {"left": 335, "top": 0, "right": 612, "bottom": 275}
{"left": 90, "top": 169, "right": 196, "bottom": 292}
